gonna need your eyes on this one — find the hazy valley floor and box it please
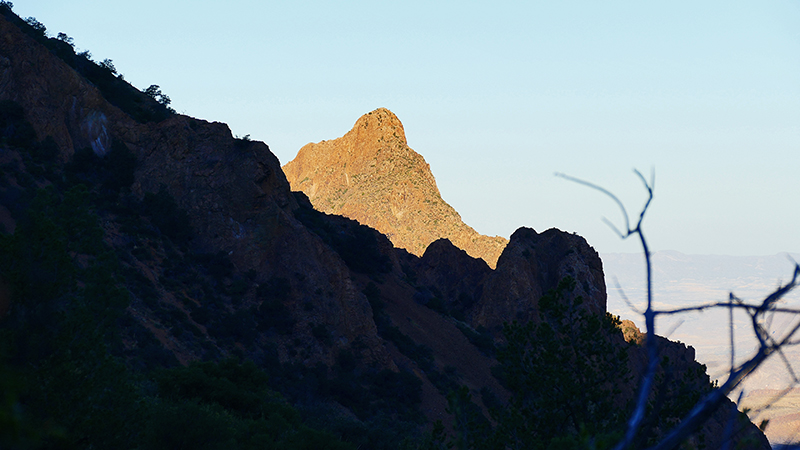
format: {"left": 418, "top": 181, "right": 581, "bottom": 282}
{"left": 602, "top": 251, "right": 800, "bottom": 446}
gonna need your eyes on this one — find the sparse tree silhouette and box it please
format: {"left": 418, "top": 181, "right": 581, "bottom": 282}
{"left": 144, "top": 84, "right": 173, "bottom": 111}
{"left": 557, "top": 170, "right": 800, "bottom": 450}
{"left": 99, "top": 58, "right": 117, "bottom": 75}
{"left": 23, "top": 16, "right": 45, "bottom": 36}
{"left": 56, "top": 32, "right": 73, "bottom": 46}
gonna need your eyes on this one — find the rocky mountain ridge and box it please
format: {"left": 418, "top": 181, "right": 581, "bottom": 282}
{"left": 0, "top": 6, "right": 770, "bottom": 449}
{"left": 283, "top": 108, "right": 508, "bottom": 268}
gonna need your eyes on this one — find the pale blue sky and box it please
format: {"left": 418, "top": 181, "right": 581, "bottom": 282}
{"left": 14, "top": 1, "right": 800, "bottom": 256}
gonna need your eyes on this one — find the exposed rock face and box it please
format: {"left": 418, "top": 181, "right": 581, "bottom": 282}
{"left": 471, "top": 227, "right": 606, "bottom": 330}
{"left": 620, "top": 319, "right": 645, "bottom": 344}
{"left": 282, "top": 108, "right": 508, "bottom": 268}
{"left": 0, "top": 13, "right": 387, "bottom": 368}
{"left": 0, "top": 23, "right": 124, "bottom": 161}
{"left": 413, "top": 238, "right": 493, "bottom": 319}
{"left": 128, "top": 121, "right": 389, "bottom": 366}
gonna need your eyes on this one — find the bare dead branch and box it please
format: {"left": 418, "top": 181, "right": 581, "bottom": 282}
{"left": 560, "top": 170, "right": 800, "bottom": 450}
{"left": 555, "top": 172, "right": 632, "bottom": 237}
{"left": 663, "top": 319, "right": 685, "bottom": 340}
{"left": 558, "top": 171, "right": 660, "bottom": 450}
{"left": 655, "top": 303, "right": 800, "bottom": 316}
{"left": 729, "top": 295, "right": 736, "bottom": 374}
{"left": 613, "top": 276, "right": 643, "bottom": 315}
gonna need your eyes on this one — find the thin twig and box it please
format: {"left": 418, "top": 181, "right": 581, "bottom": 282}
{"left": 613, "top": 276, "right": 642, "bottom": 315}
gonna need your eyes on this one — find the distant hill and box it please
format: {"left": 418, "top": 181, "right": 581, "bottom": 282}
{"left": 282, "top": 108, "right": 508, "bottom": 268}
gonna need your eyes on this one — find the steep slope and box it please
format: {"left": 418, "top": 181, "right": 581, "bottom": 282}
{"left": 282, "top": 108, "right": 508, "bottom": 268}
{"left": 0, "top": 10, "right": 388, "bottom": 369}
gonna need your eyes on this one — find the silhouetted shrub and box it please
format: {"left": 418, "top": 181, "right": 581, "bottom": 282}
{"left": 65, "top": 146, "right": 98, "bottom": 180}
{"left": 491, "top": 277, "right": 631, "bottom": 448}
{"left": 207, "top": 310, "right": 257, "bottom": 346}
{"left": 143, "top": 84, "right": 173, "bottom": 110}
{"left": 22, "top": 16, "right": 46, "bottom": 39}
{"left": 31, "top": 135, "right": 59, "bottom": 164}
{"left": 143, "top": 400, "right": 236, "bottom": 450}
{"left": 227, "top": 278, "right": 249, "bottom": 298}
{"left": 335, "top": 349, "right": 357, "bottom": 372}
{"left": 154, "top": 359, "right": 270, "bottom": 417}
{"left": 381, "top": 325, "right": 434, "bottom": 372}
{"left": 456, "top": 323, "right": 495, "bottom": 357}
{"left": 371, "top": 369, "right": 423, "bottom": 414}
{"left": 427, "top": 368, "right": 460, "bottom": 398}
{"left": 326, "top": 374, "right": 370, "bottom": 415}
{"left": 190, "top": 305, "right": 211, "bottom": 325}
{"left": 137, "top": 331, "right": 180, "bottom": 370}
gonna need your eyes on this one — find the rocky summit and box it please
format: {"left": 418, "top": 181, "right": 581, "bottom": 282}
{"left": 282, "top": 108, "right": 508, "bottom": 268}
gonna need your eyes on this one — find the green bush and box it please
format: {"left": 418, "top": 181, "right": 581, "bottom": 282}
{"left": 143, "top": 400, "right": 237, "bottom": 450}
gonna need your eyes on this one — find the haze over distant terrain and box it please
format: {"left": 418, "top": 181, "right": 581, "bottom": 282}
{"left": 603, "top": 251, "right": 800, "bottom": 445}
{"left": 602, "top": 251, "right": 800, "bottom": 387}
{"left": 16, "top": 1, "right": 800, "bottom": 257}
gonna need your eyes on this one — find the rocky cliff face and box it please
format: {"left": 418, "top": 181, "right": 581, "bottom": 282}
{"left": 282, "top": 108, "right": 508, "bottom": 268}
{"left": 471, "top": 227, "right": 606, "bottom": 329}
{"left": 0, "top": 12, "right": 388, "bottom": 369}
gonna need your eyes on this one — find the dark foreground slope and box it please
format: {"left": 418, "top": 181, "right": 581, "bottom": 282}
{"left": 0, "top": 6, "right": 768, "bottom": 450}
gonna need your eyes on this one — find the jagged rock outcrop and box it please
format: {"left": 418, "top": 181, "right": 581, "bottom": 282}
{"left": 470, "top": 227, "right": 606, "bottom": 330}
{"left": 410, "top": 238, "right": 493, "bottom": 320}
{"left": 620, "top": 319, "right": 645, "bottom": 344}
{"left": 283, "top": 108, "right": 508, "bottom": 268}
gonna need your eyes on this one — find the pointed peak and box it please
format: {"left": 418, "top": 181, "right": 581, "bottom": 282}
{"left": 351, "top": 107, "right": 406, "bottom": 144}
{"left": 366, "top": 107, "right": 399, "bottom": 121}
